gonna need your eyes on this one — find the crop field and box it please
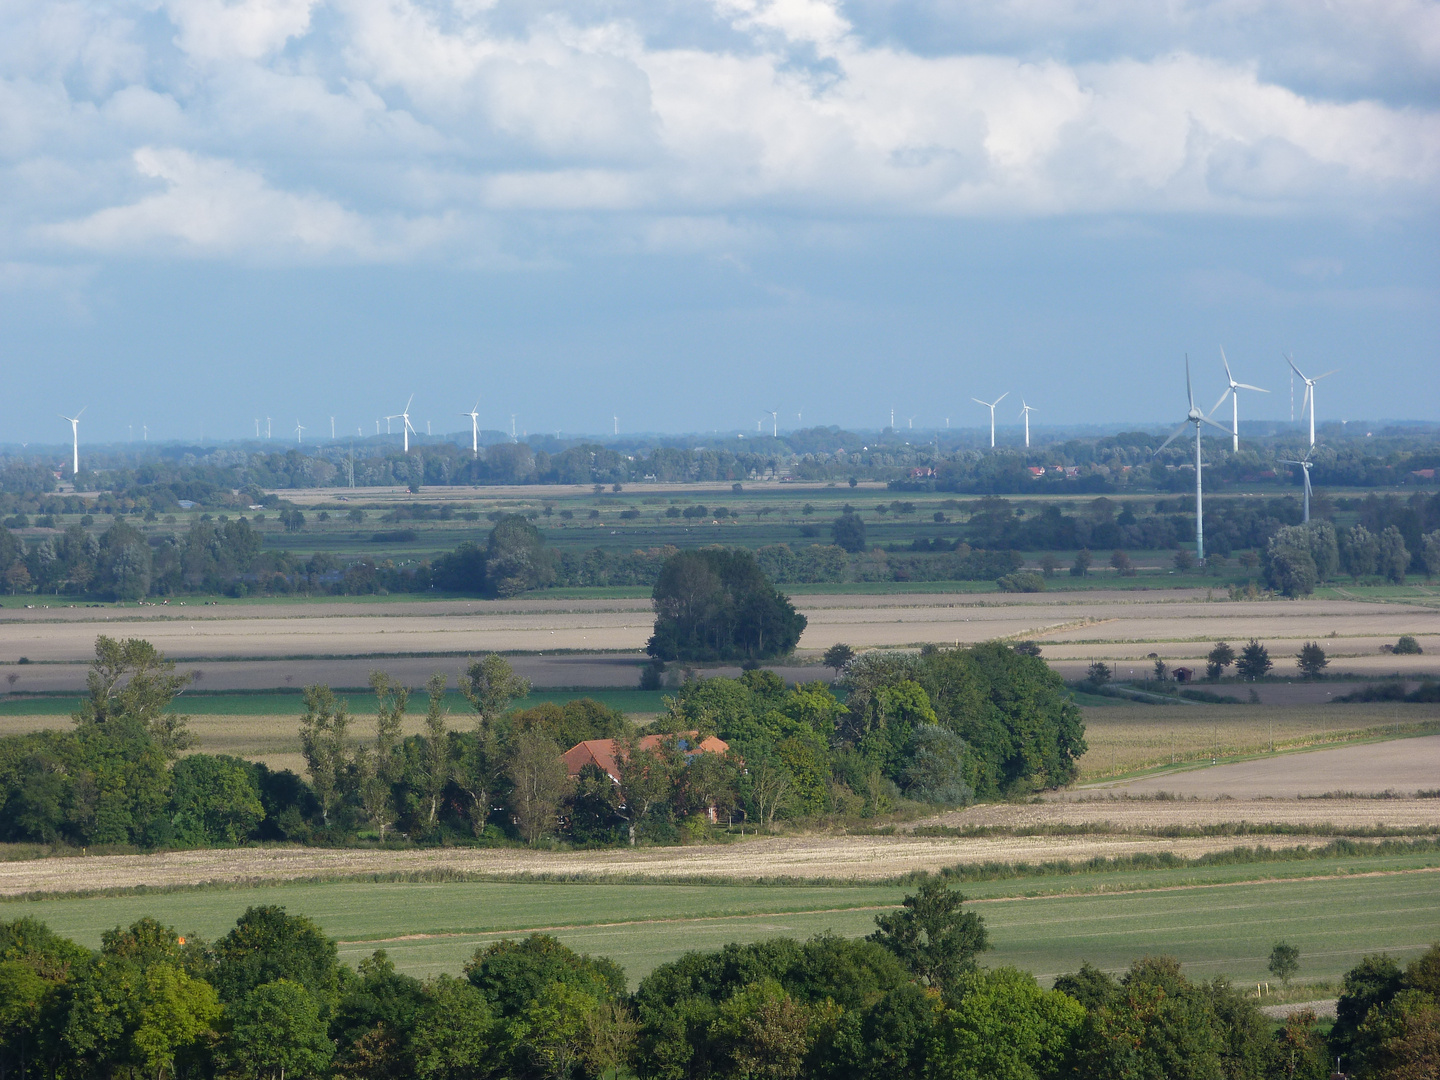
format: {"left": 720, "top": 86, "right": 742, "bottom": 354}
{"left": 1074, "top": 704, "right": 1440, "bottom": 779}
{"left": 1, "top": 853, "right": 1434, "bottom": 988}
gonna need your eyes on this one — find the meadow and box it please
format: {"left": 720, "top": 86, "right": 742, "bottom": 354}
{"left": 2, "top": 848, "right": 1434, "bottom": 989}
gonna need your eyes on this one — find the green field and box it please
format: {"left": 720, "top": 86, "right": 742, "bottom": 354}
{"left": 6, "top": 852, "right": 1436, "bottom": 989}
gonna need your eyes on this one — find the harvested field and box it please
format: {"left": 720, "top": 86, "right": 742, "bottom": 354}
{"left": 0, "top": 833, "right": 1354, "bottom": 898}
{"left": 1, "top": 593, "right": 1434, "bottom": 693}
{"left": 1076, "top": 704, "right": 1440, "bottom": 779}
{"left": 1084, "top": 734, "right": 1440, "bottom": 798}
{"left": 909, "top": 798, "right": 1440, "bottom": 834}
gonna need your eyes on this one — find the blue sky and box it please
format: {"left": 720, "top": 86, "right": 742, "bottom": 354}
{"left": 2, "top": 0, "right": 1437, "bottom": 444}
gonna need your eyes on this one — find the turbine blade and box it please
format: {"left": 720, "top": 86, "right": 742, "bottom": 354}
{"left": 971, "top": 398, "right": 988, "bottom": 407}
{"left": 1185, "top": 355, "right": 1194, "bottom": 410}
{"left": 75, "top": 406, "right": 86, "bottom": 419}
{"left": 1199, "top": 415, "right": 1230, "bottom": 434}
{"left": 1220, "top": 348, "right": 1233, "bottom": 384}
{"left": 1156, "top": 421, "right": 1189, "bottom": 453}
{"left": 405, "top": 394, "right": 414, "bottom": 412}
{"left": 1234, "top": 383, "right": 1268, "bottom": 393}
{"left": 1208, "top": 387, "right": 1233, "bottom": 416}
{"left": 1285, "top": 354, "right": 1307, "bottom": 381}
{"left": 1314, "top": 369, "right": 1338, "bottom": 381}
{"left": 1303, "top": 468, "right": 1312, "bottom": 498}
{"left": 994, "top": 392, "right": 1008, "bottom": 406}
{"left": 1301, "top": 383, "right": 1312, "bottom": 415}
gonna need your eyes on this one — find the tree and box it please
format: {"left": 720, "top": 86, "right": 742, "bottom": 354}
{"left": 868, "top": 880, "right": 989, "bottom": 999}
{"left": 707, "top": 980, "right": 815, "bottom": 1080}
{"left": 1394, "top": 635, "right": 1423, "bottom": 655}
{"left": 1173, "top": 549, "right": 1195, "bottom": 571}
{"left": 220, "top": 979, "right": 335, "bottom": 1079}
{"left": 460, "top": 654, "right": 531, "bottom": 725}
{"left": 1085, "top": 661, "right": 1111, "bottom": 687}
{"left": 1422, "top": 530, "right": 1440, "bottom": 580}
{"left": 411, "top": 975, "right": 496, "bottom": 1080}
{"left": 211, "top": 906, "right": 340, "bottom": 1005}
{"left": 507, "top": 730, "right": 569, "bottom": 844}
{"left": 132, "top": 963, "right": 222, "bottom": 1080}
{"left": 420, "top": 674, "right": 451, "bottom": 829}
{"left": 831, "top": 511, "right": 867, "bottom": 553}
{"left": 1341, "top": 524, "right": 1379, "bottom": 579}
{"left": 1269, "top": 942, "right": 1300, "bottom": 987}
{"left": 1206, "top": 641, "right": 1235, "bottom": 679}
{"left": 457, "top": 655, "right": 530, "bottom": 835}
{"left": 1110, "top": 549, "right": 1134, "bottom": 576}
{"left": 169, "top": 754, "right": 264, "bottom": 845}
{"left": 1070, "top": 548, "right": 1092, "bottom": 577}
{"left": 485, "top": 514, "right": 553, "bottom": 596}
{"left": 77, "top": 635, "right": 194, "bottom": 757}
{"left": 1378, "top": 525, "right": 1411, "bottom": 583}
{"left": 902, "top": 725, "right": 972, "bottom": 805}
{"left": 823, "top": 643, "right": 856, "bottom": 679}
{"left": 1152, "top": 658, "right": 1167, "bottom": 682}
{"left": 928, "top": 966, "right": 1087, "bottom": 1080}
{"left": 361, "top": 671, "right": 407, "bottom": 840}
{"left": 1296, "top": 642, "right": 1328, "bottom": 679}
{"left": 297, "top": 684, "right": 352, "bottom": 828}
{"left": 740, "top": 751, "right": 792, "bottom": 831}
{"left": 647, "top": 548, "right": 806, "bottom": 662}
{"left": 1039, "top": 553, "right": 1060, "bottom": 578}
{"left": 1236, "top": 639, "right": 1272, "bottom": 680}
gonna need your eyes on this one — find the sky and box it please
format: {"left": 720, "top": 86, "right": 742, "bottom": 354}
{"left": 1, "top": 0, "right": 1438, "bottom": 445}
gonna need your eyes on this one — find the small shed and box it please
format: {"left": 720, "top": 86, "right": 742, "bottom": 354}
{"left": 1172, "top": 666, "right": 1194, "bottom": 683}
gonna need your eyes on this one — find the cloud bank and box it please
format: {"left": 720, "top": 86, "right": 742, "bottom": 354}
{"left": 2, "top": 0, "right": 1437, "bottom": 262}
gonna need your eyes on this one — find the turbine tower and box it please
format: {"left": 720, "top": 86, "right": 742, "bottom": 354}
{"left": 764, "top": 408, "right": 778, "bottom": 437}
{"left": 330, "top": 416, "right": 336, "bottom": 440}
{"left": 265, "top": 417, "right": 271, "bottom": 439}
{"left": 463, "top": 401, "right": 481, "bottom": 456}
{"left": 386, "top": 395, "right": 416, "bottom": 452}
{"left": 1285, "top": 355, "right": 1337, "bottom": 448}
{"left": 294, "top": 421, "right": 305, "bottom": 444}
{"left": 972, "top": 393, "right": 1008, "bottom": 448}
{"left": 254, "top": 419, "right": 260, "bottom": 438}
{"left": 60, "top": 407, "right": 85, "bottom": 475}
{"left": 1156, "top": 356, "right": 1230, "bottom": 562}
{"left": 1209, "top": 348, "right": 1268, "bottom": 453}
{"left": 1279, "top": 447, "right": 1315, "bottom": 523}
{"left": 1019, "top": 401, "right": 1036, "bottom": 448}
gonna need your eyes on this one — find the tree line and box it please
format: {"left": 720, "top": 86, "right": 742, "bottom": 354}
{"left": 2, "top": 884, "right": 1435, "bottom": 1078}
{"left": 0, "top": 634, "right": 1083, "bottom": 850}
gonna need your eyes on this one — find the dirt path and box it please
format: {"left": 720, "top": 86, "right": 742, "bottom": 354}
{"left": 0, "top": 833, "right": 1339, "bottom": 897}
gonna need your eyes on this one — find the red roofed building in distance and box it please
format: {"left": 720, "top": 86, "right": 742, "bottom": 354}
{"left": 561, "top": 731, "right": 730, "bottom": 785}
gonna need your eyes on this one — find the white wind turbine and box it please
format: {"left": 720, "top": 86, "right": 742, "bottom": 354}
{"left": 1285, "top": 354, "right": 1337, "bottom": 449}
{"left": 386, "top": 394, "right": 416, "bottom": 452}
{"left": 265, "top": 417, "right": 272, "bottom": 440}
{"left": 294, "top": 421, "right": 305, "bottom": 444}
{"left": 1208, "top": 348, "right": 1268, "bottom": 453}
{"left": 1279, "top": 447, "right": 1315, "bottom": 523}
{"left": 463, "top": 401, "right": 481, "bottom": 456}
{"left": 972, "top": 392, "right": 1008, "bottom": 448}
{"left": 762, "top": 408, "right": 778, "bottom": 437}
{"left": 1156, "top": 356, "right": 1230, "bottom": 563}
{"left": 1018, "top": 401, "right": 1036, "bottom": 448}
{"left": 60, "top": 407, "right": 85, "bottom": 475}
{"left": 330, "top": 417, "right": 336, "bottom": 440}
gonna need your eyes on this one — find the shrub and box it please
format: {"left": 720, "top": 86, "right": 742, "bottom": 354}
{"left": 1395, "top": 635, "right": 1423, "bottom": 655}
{"left": 995, "top": 571, "right": 1044, "bottom": 593}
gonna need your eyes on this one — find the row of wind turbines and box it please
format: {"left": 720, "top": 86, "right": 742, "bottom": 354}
{"left": 1159, "top": 352, "right": 1335, "bottom": 562}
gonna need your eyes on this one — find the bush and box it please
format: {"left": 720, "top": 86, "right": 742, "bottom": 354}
{"left": 995, "top": 571, "right": 1044, "bottom": 593}
{"left": 1395, "top": 635, "right": 1423, "bottom": 655}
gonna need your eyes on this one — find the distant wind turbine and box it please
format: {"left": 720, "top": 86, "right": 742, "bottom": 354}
{"left": 463, "top": 401, "right": 481, "bottom": 456}
{"left": 1018, "top": 401, "right": 1036, "bottom": 448}
{"left": 426, "top": 420, "right": 431, "bottom": 436}
{"left": 1285, "top": 354, "right": 1337, "bottom": 449}
{"left": 764, "top": 408, "right": 778, "bottom": 437}
{"left": 143, "top": 424, "right": 148, "bottom": 442}
{"left": 510, "top": 415, "right": 517, "bottom": 442}
{"left": 614, "top": 415, "right": 619, "bottom": 436}
{"left": 386, "top": 395, "right": 416, "bottom": 452}
{"left": 1208, "top": 348, "right": 1268, "bottom": 453}
{"left": 1279, "top": 447, "right": 1315, "bottom": 523}
{"left": 330, "top": 416, "right": 336, "bottom": 440}
{"left": 294, "top": 421, "right": 305, "bottom": 444}
{"left": 254, "top": 419, "right": 260, "bottom": 438}
{"left": 60, "top": 407, "right": 85, "bottom": 475}
{"left": 972, "top": 393, "right": 1009, "bottom": 448}
{"left": 265, "top": 417, "right": 271, "bottom": 440}
{"left": 1155, "top": 356, "right": 1230, "bottom": 562}
{"left": 907, "top": 416, "right": 914, "bottom": 430}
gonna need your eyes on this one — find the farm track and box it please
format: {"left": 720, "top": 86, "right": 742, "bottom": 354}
{"left": 0, "top": 833, "right": 1360, "bottom": 897}
{"left": 909, "top": 798, "right": 1440, "bottom": 832}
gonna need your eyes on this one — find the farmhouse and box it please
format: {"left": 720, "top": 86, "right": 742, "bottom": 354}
{"left": 561, "top": 731, "right": 730, "bottom": 785}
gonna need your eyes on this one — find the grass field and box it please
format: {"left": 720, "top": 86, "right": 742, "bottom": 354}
{"left": 3, "top": 852, "right": 1434, "bottom": 989}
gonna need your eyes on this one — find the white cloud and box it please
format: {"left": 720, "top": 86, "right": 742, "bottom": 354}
{"left": 6, "top": 0, "right": 1437, "bottom": 261}
{"left": 44, "top": 146, "right": 439, "bottom": 258}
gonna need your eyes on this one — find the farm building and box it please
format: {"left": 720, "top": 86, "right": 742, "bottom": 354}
{"left": 561, "top": 731, "right": 730, "bottom": 785}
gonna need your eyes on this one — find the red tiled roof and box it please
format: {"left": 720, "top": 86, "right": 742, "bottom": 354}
{"left": 561, "top": 731, "right": 729, "bottom": 782}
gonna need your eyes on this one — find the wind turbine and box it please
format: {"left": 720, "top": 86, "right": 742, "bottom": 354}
{"left": 330, "top": 416, "right": 336, "bottom": 440}
{"left": 764, "top": 408, "right": 778, "bottom": 437}
{"left": 386, "top": 395, "right": 416, "bottom": 452}
{"left": 59, "top": 407, "right": 85, "bottom": 475}
{"left": 510, "top": 415, "right": 517, "bottom": 442}
{"left": 1285, "top": 354, "right": 1336, "bottom": 448}
{"left": 254, "top": 419, "right": 260, "bottom": 438}
{"left": 1018, "top": 401, "right": 1036, "bottom": 448}
{"left": 463, "top": 401, "right": 480, "bottom": 456}
{"left": 1208, "top": 348, "right": 1268, "bottom": 453}
{"left": 972, "top": 393, "right": 1008, "bottom": 448}
{"left": 1156, "top": 356, "right": 1230, "bottom": 562}
{"left": 1278, "top": 447, "right": 1315, "bottom": 522}
{"left": 613, "top": 415, "right": 618, "bottom": 436}
{"left": 294, "top": 421, "right": 305, "bottom": 444}
{"left": 265, "top": 417, "right": 272, "bottom": 440}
